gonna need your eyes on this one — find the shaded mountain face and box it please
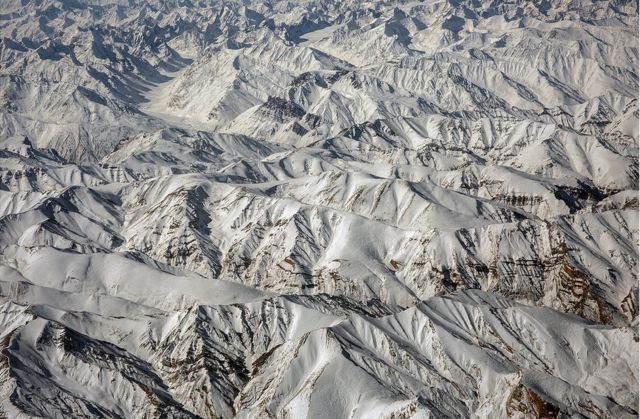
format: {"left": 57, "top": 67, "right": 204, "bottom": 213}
{"left": 0, "top": 0, "right": 638, "bottom": 417}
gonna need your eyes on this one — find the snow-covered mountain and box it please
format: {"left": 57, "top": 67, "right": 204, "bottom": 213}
{"left": 0, "top": 0, "right": 638, "bottom": 417}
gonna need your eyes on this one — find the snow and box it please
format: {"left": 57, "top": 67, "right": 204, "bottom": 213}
{"left": 0, "top": 0, "right": 637, "bottom": 417}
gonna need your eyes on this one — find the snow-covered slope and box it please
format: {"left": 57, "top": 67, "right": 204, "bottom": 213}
{"left": 0, "top": 0, "right": 637, "bottom": 417}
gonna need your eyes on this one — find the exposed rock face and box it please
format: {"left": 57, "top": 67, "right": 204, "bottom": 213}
{"left": 0, "top": 0, "right": 637, "bottom": 417}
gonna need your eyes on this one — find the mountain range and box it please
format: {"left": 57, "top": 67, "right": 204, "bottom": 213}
{"left": 0, "top": 0, "right": 638, "bottom": 417}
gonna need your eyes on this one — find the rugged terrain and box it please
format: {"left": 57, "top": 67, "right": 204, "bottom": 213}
{"left": 0, "top": 0, "right": 638, "bottom": 417}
